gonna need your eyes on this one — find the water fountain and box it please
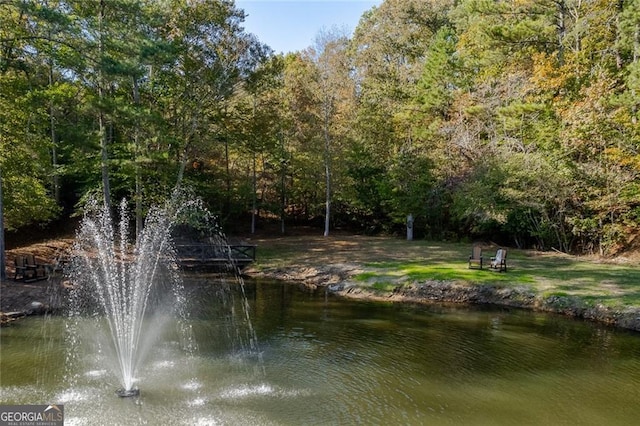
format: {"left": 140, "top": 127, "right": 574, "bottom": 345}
{"left": 5, "top": 232, "right": 640, "bottom": 422}
{"left": 66, "top": 194, "right": 191, "bottom": 397}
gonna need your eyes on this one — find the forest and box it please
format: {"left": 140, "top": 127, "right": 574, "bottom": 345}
{"left": 1, "top": 0, "right": 640, "bottom": 262}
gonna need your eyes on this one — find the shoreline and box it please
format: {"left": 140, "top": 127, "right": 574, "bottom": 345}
{"left": 0, "top": 278, "right": 68, "bottom": 325}
{"left": 3, "top": 265, "right": 640, "bottom": 332}
{"left": 4, "top": 233, "right": 640, "bottom": 332}
{"left": 245, "top": 263, "right": 640, "bottom": 333}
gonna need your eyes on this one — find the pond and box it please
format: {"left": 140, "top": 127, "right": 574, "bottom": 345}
{"left": 2, "top": 277, "right": 640, "bottom": 425}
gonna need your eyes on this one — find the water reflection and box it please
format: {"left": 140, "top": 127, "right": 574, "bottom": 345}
{"left": 2, "top": 278, "right": 640, "bottom": 425}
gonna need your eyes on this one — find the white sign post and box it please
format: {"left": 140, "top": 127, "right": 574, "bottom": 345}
{"left": 407, "top": 214, "right": 414, "bottom": 241}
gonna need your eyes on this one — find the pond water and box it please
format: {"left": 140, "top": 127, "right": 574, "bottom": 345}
{"left": 2, "top": 278, "right": 640, "bottom": 425}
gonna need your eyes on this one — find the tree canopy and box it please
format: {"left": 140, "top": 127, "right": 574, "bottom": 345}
{"left": 2, "top": 0, "right": 640, "bottom": 260}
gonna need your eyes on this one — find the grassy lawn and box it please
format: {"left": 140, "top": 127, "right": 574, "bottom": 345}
{"left": 250, "top": 234, "right": 640, "bottom": 308}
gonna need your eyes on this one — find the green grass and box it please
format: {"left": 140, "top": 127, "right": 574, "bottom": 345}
{"left": 253, "top": 236, "right": 640, "bottom": 308}
{"left": 357, "top": 248, "right": 640, "bottom": 307}
{"left": 371, "top": 282, "right": 397, "bottom": 292}
{"left": 362, "top": 260, "right": 536, "bottom": 285}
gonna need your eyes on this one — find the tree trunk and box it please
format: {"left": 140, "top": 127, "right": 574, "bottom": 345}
{"left": 323, "top": 109, "right": 331, "bottom": 237}
{"left": 99, "top": 110, "right": 111, "bottom": 208}
{"left": 251, "top": 152, "right": 257, "bottom": 234}
{"left": 280, "top": 130, "right": 286, "bottom": 234}
{"left": 225, "top": 136, "right": 231, "bottom": 217}
{"left": 0, "top": 166, "right": 5, "bottom": 281}
{"left": 98, "top": 0, "right": 111, "bottom": 209}
{"left": 132, "top": 77, "right": 142, "bottom": 239}
{"left": 555, "top": 0, "right": 567, "bottom": 66}
{"left": 175, "top": 145, "right": 188, "bottom": 188}
{"left": 281, "top": 158, "right": 286, "bottom": 235}
{"left": 251, "top": 99, "right": 257, "bottom": 234}
{"left": 324, "top": 162, "right": 330, "bottom": 237}
{"left": 49, "top": 48, "right": 59, "bottom": 204}
{"left": 50, "top": 112, "right": 59, "bottom": 204}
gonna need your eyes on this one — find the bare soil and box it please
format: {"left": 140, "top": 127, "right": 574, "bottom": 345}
{"left": 1, "top": 239, "right": 74, "bottom": 325}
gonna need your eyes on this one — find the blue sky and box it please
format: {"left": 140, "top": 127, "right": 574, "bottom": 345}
{"left": 235, "top": 0, "right": 382, "bottom": 54}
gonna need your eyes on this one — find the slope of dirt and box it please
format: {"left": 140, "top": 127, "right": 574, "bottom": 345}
{"left": 1, "top": 239, "right": 74, "bottom": 325}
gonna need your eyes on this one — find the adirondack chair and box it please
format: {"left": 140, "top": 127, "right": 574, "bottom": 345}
{"left": 24, "top": 253, "right": 47, "bottom": 281}
{"left": 24, "top": 253, "right": 37, "bottom": 269}
{"left": 14, "top": 256, "right": 29, "bottom": 280}
{"left": 14, "top": 255, "right": 39, "bottom": 281}
{"left": 468, "top": 245, "right": 483, "bottom": 269}
{"left": 490, "top": 248, "right": 507, "bottom": 272}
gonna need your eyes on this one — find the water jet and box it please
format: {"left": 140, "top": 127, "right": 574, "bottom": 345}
{"left": 66, "top": 194, "right": 193, "bottom": 397}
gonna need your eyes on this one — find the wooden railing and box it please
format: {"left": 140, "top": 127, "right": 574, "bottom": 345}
{"left": 174, "top": 244, "right": 256, "bottom": 270}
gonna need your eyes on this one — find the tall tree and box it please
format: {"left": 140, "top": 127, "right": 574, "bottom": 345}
{"left": 0, "top": 167, "right": 4, "bottom": 280}
{"left": 309, "top": 27, "right": 354, "bottom": 236}
{"left": 349, "top": 0, "right": 454, "bottom": 231}
{"left": 1, "top": 0, "right": 70, "bottom": 277}
{"left": 154, "top": 1, "right": 267, "bottom": 202}
{"left": 279, "top": 53, "right": 323, "bottom": 224}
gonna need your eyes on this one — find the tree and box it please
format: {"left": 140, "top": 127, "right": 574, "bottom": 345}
{"left": 347, "top": 0, "right": 455, "bottom": 233}
{"left": 0, "top": 167, "right": 4, "bottom": 280}
{"left": 4, "top": 0, "right": 640, "bottom": 257}
{"left": 1, "top": 0, "right": 71, "bottom": 277}
{"left": 618, "top": 0, "right": 640, "bottom": 123}
{"left": 147, "top": 0, "right": 267, "bottom": 217}
{"left": 239, "top": 54, "right": 285, "bottom": 232}
{"left": 309, "top": 27, "right": 354, "bottom": 236}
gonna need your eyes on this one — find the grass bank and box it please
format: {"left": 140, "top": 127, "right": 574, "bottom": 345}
{"left": 246, "top": 234, "right": 640, "bottom": 328}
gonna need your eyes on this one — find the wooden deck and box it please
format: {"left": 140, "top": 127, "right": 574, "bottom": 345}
{"left": 174, "top": 244, "right": 256, "bottom": 271}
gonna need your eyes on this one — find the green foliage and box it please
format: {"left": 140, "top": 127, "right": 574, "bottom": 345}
{"left": 0, "top": 70, "right": 60, "bottom": 229}
{"left": 2, "top": 0, "right": 640, "bottom": 257}
{"left": 415, "top": 26, "right": 458, "bottom": 117}
{"left": 344, "top": 143, "right": 391, "bottom": 220}
{"left": 2, "top": 174, "right": 60, "bottom": 230}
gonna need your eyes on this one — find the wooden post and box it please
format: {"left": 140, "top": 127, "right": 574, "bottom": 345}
{"left": 407, "top": 214, "right": 414, "bottom": 241}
